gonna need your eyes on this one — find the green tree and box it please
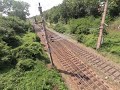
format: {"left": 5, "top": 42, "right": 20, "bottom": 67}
{"left": 44, "top": 0, "right": 120, "bottom": 24}
{"left": 1, "top": 0, "right": 30, "bottom": 20}
{"left": 85, "top": 0, "right": 100, "bottom": 17}
{"left": 2, "top": 0, "right": 14, "bottom": 13}
{"left": 9, "top": 1, "right": 30, "bottom": 20}
{"left": 0, "top": 0, "right": 3, "bottom": 12}
{"left": 60, "top": 1, "right": 70, "bottom": 24}
{"left": 44, "top": 5, "right": 61, "bottom": 23}
{"left": 109, "top": 0, "right": 120, "bottom": 17}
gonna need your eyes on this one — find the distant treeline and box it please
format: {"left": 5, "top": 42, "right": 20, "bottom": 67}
{"left": 44, "top": 0, "right": 120, "bottom": 24}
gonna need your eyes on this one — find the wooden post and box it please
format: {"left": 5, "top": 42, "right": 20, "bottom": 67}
{"left": 96, "top": 0, "right": 108, "bottom": 49}
{"left": 38, "top": 3, "right": 54, "bottom": 66}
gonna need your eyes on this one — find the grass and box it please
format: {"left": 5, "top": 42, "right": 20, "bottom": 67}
{"left": 99, "top": 51, "right": 120, "bottom": 63}
{"left": 0, "top": 60, "right": 67, "bottom": 90}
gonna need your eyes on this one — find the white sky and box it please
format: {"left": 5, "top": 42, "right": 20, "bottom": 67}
{"left": 18, "top": 0, "right": 63, "bottom": 17}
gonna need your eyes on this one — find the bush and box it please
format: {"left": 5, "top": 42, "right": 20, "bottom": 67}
{"left": 2, "top": 35, "right": 22, "bottom": 48}
{"left": 69, "top": 17, "right": 100, "bottom": 34}
{"left": 0, "top": 16, "right": 67, "bottom": 90}
{"left": 0, "top": 27, "right": 7, "bottom": 35}
{"left": 16, "top": 59, "right": 36, "bottom": 71}
{"left": 0, "top": 83, "right": 4, "bottom": 90}
{"left": 12, "top": 42, "right": 49, "bottom": 63}
{"left": 76, "top": 34, "right": 84, "bottom": 43}
{"left": 89, "top": 28, "right": 98, "bottom": 36}
{"left": 110, "top": 46, "right": 120, "bottom": 56}
{"left": 84, "top": 35, "right": 97, "bottom": 48}
{"left": 0, "top": 43, "right": 17, "bottom": 69}
{"left": 0, "top": 61, "right": 68, "bottom": 90}
{"left": 54, "top": 23, "right": 67, "bottom": 33}
{"left": 75, "top": 26, "right": 90, "bottom": 35}
{"left": 0, "top": 27, "right": 15, "bottom": 37}
{"left": 69, "top": 19, "right": 80, "bottom": 34}
{"left": 22, "top": 32, "right": 39, "bottom": 44}
{"left": 12, "top": 42, "right": 42, "bottom": 59}
{"left": 0, "top": 16, "right": 32, "bottom": 35}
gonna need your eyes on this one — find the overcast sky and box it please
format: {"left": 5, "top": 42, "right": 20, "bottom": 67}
{"left": 18, "top": 0, "right": 63, "bottom": 17}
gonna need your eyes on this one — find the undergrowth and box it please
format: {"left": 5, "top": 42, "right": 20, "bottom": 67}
{"left": 0, "top": 16, "right": 68, "bottom": 90}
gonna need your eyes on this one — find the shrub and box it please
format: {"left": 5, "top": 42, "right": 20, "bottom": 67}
{"left": 110, "top": 46, "right": 120, "bottom": 56}
{"left": 2, "top": 35, "right": 22, "bottom": 48}
{"left": 76, "top": 34, "right": 84, "bottom": 43}
{"left": 54, "top": 23, "right": 67, "bottom": 33}
{"left": 16, "top": 59, "right": 36, "bottom": 71}
{"left": 0, "top": 27, "right": 7, "bottom": 35}
{"left": 69, "top": 19, "right": 79, "bottom": 34}
{"left": 0, "top": 16, "right": 32, "bottom": 35}
{"left": 75, "top": 26, "right": 90, "bottom": 35}
{"left": 12, "top": 42, "right": 49, "bottom": 63}
{"left": 12, "top": 42, "right": 42, "bottom": 59}
{"left": 22, "top": 32, "right": 39, "bottom": 44}
{"left": 0, "top": 27, "right": 15, "bottom": 37}
{"left": 0, "top": 43, "right": 17, "bottom": 69}
{"left": 0, "top": 83, "right": 4, "bottom": 90}
{"left": 89, "top": 28, "right": 99, "bottom": 36}
{"left": 69, "top": 17, "right": 100, "bottom": 34}
{"left": 84, "top": 35, "right": 97, "bottom": 48}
